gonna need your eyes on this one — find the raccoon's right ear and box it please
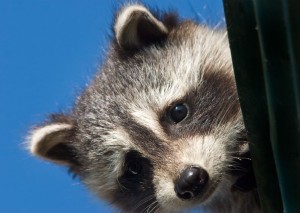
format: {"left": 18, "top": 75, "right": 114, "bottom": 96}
{"left": 114, "top": 4, "right": 169, "bottom": 50}
{"left": 28, "top": 122, "right": 78, "bottom": 168}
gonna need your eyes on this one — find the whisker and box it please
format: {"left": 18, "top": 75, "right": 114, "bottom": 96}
{"left": 133, "top": 194, "right": 156, "bottom": 212}
{"left": 144, "top": 200, "right": 159, "bottom": 213}
{"left": 232, "top": 156, "right": 252, "bottom": 161}
{"left": 149, "top": 202, "right": 160, "bottom": 213}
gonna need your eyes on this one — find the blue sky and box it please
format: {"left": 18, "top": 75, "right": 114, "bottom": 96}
{"left": 0, "top": 0, "right": 224, "bottom": 212}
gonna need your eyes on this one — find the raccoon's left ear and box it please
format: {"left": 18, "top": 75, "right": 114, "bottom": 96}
{"left": 28, "top": 121, "right": 78, "bottom": 167}
{"left": 114, "top": 4, "right": 169, "bottom": 50}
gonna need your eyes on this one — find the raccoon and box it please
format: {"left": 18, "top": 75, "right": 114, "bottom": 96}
{"left": 28, "top": 4, "right": 260, "bottom": 213}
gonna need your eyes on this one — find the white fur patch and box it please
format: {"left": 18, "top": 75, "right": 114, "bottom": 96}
{"left": 130, "top": 107, "right": 168, "bottom": 141}
{"left": 29, "top": 123, "right": 73, "bottom": 156}
{"left": 154, "top": 174, "right": 188, "bottom": 212}
{"left": 102, "top": 127, "right": 133, "bottom": 149}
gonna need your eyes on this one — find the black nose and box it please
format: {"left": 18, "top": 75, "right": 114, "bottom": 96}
{"left": 175, "top": 166, "right": 209, "bottom": 200}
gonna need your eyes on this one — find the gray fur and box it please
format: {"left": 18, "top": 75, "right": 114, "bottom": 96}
{"left": 28, "top": 4, "right": 260, "bottom": 213}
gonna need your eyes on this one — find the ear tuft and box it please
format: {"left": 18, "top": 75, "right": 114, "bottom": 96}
{"left": 28, "top": 123, "right": 78, "bottom": 166}
{"left": 114, "top": 4, "right": 169, "bottom": 50}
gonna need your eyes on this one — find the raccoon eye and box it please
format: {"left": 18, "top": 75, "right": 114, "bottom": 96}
{"left": 126, "top": 161, "right": 142, "bottom": 175}
{"left": 124, "top": 151, "right": 144, "bottom": 176}
{"left": 169, "top": 104, "right": 188, "bottom": 123}
{"left": 119, "top": 150, "right": 153, "bottom": 193}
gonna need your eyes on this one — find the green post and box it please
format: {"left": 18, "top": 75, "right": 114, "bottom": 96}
{"left": 253, "top": 0, "right": 300, "bottom": 212}
{"left": 222, "top": 0, "right": 283, "bottom": 212}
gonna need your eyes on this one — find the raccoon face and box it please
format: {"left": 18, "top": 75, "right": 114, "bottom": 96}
{"left": 28, "top": 4, "right": 254, "bottom": 213}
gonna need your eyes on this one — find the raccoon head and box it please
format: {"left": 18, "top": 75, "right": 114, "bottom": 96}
{"left": 28, "top": 4, "right": 255, "bottom": 213}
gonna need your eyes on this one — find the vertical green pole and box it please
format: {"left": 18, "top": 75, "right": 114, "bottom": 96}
{"left": 253, "top": 0, "right": 300, "bottom": 212}
{"left": 222, "top": 0, "right": 283, "bottom": 212}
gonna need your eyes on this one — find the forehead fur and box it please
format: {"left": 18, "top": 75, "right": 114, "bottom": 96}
{"left": 73, "top": 20, "right": 237, "bottom": 159}
{"left": 76, "top": 22, "right": 232, "bottom": 115}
